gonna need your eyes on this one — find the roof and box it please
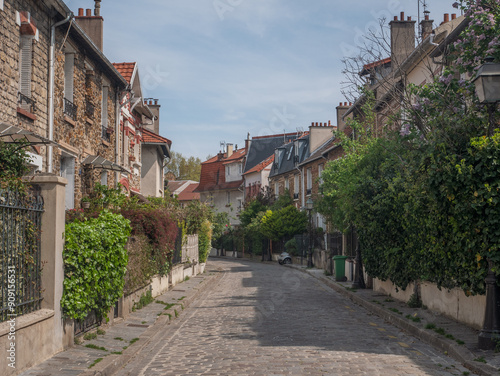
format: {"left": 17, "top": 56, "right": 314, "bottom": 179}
{"left": 244, "top": 132, "right": 303, "bottom": 174}
{"left": 142, "top": 128, "right": 171, "bottom": 158}
{"left": 82, "top": 155, "right": 130, "bottom": 173}
{"left": 167, "top": 181, "right": 186, "bottom": 192}
{"left": 113, "top": 62, "right": 137, "bottom": 84}
{"left": 242, "top": 154, "right": 274, "bottom": 176}
{"left": 269, "top": 133, "right": 310, "bottom": 179}
{"left": 360, "top": 57, "right": 391, "bottom": 75}
{"left": 299, "top": 136, "right": 340, "bottom": 166}
{"left": 222, "top": 148, "right": 246, "bottom": 165}
{"left": 177, "top": 183, "right": 200, "bottom": 202}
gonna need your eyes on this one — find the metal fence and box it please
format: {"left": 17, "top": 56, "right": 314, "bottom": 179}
{"left": 0, "top": 186, "right": 44, "bottom": 322}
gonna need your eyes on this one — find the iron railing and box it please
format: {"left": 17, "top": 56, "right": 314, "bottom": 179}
{"left": 0, "top": 187, "right": 44, "bottom": 322}
{"left": 18, "top": 92, "right": 36, "bottom": 114}
{"left": 74, "top": 309, "right": 102, "bottom": 335}
{"left": 64, "top": 98, "right": 77, "bottom": 121}
{"left": 85, "top": 100, "right": 95, "bottom": 119}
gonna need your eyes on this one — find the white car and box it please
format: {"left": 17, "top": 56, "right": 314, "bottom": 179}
{"left": 278, "top": 252, "right": 292, "bottom": 265}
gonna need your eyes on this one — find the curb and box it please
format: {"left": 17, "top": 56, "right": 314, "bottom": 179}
{"left": 80, "top": 268, "right": 224, "bottom": 376}
{"left": 289, "top": 265, "right": 498, "bottom": 376}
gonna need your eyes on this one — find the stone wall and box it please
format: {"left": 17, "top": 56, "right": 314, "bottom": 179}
{"left": 0, "top": 0, "right": 51, "bottom": 170}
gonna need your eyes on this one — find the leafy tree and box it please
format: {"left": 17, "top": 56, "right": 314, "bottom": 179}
{"left": 260, "top": 205, "right": 307, "bottom": 242}
{"left": 164, "top": 151, "right": 202, "bottom": 181}
{"left": 0, "top": 141, "right": 29, "bottom": 187}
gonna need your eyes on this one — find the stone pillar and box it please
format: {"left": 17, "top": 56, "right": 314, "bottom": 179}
{"left": 29, "top": 174, "right": 73, "bottom": 348}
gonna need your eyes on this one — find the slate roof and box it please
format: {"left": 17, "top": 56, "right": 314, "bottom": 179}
{"left": 244, "top": 132, "right": 302, "bottom": 174}
{"left": 269, "top": 133, "right": 310, "bottom": 178}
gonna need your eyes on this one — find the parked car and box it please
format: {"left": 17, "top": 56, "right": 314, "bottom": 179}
{"left": 278, "top": 252, "right": 292, "bottom": 265}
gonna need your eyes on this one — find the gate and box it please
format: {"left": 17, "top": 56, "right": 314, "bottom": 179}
{"left": 0, "top": 186, "right": 44, "bottom": 322}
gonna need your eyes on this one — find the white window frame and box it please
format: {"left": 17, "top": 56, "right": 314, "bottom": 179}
{"left": 102, "top": 85, "right": 109, "bottom": 130}
{"left": 60, "top": 154, "right": 75, "bottom": 210}
{"left": 275, "top": 182, "right": 279, "bottom": 197}
{"left": 285, "top": 178, "right": 289, "bottom": 191}
{"left": 306, "top": 168, "right": 312, "bottom": 190}
{"left": 294, "top": 174, "right": 299, "bottom": 194}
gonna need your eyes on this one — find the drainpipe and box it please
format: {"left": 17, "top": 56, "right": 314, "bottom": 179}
{"left": 115, "top": 87, "right": 120, "bottom": 186}
{"left": 48, "top": 12, "right": 73, "bottom": 173}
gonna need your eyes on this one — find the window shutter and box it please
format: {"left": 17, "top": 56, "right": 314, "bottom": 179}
{"left": 102, "top": 85, "right": 108, "bottom": 129}
{"left": 64, "top": 53, "right": 74, "bottom": 102}
{"left": 19, "top": 36, "right": 33, "bottom": 98}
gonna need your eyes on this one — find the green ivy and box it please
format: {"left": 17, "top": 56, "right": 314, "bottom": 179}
{"left": 198, "top": 219, "right": 212, "bottom": 263}
{"left": 61, "top": 210, "right": 131, "bottom": 320}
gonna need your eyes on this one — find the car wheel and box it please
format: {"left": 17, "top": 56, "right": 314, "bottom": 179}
{"left": 284, "top": 258, "right": 292, "bottom": 264}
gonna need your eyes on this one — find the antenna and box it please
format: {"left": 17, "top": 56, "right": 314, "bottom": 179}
{"left": 418, "top": 0, "right": 429, "bottom": 39}
{"left": 220, "top": 141, "right": 226, "bottom": 152}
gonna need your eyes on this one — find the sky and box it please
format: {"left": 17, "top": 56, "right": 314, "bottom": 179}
{"left": 64, "top": 0, "right": 460, "bottom": 161}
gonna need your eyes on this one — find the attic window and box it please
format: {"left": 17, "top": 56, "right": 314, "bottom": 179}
{"left": 287, "top": 145, "right": 294, "bottom": 160}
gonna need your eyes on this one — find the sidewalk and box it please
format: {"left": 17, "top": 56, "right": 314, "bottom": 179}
{"left": 17, "top": 263, "right": 224, "bottom": 376}
{"left": 289, "top": 263, "right": 500, "bottom": 376}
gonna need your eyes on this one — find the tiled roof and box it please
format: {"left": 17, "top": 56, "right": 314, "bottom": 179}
{"left": 177, "top": 183, "right": 200, "bottom": 202}
{"left": 243, "top": 154, "right": 274, "bottom": 176}
{"left": 142, "top": 128, "right": 172, "bottom": 146}
{"left": 362, "top": 57, "right": 391, "bottom": 72}
{"left": 113, "top": 62, "right": 136, "bottom": 83}
{"left": 167, "top": 181, "right": 186, "bottom": 192}
{"left": 222, "top": 148, "right": 246, "bottom": 165}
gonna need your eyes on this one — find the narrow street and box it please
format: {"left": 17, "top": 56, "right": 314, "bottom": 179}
{"left": 115, "top": 259, "right": 475, "bottom": 376}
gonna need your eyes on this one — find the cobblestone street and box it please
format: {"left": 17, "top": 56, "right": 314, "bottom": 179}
{"left": 115, "top": 259, "right": 476, "bottom": 376}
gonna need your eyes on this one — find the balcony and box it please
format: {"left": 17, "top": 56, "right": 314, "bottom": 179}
{"left": 64, "top": 98, "right": 77, "bottom": 121}
{"left": 17, "top": 92, "right": 36, "bottom": 114}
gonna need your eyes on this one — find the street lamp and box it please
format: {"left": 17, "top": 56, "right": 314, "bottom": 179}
{"left": 305, "top": 197, "right": 314, "bottom": 268}
{"left": 473, "top": 56, "right": 500, "bottom": 350}
{"left": 472, "top": 56, "right": 500, "bottom": 136}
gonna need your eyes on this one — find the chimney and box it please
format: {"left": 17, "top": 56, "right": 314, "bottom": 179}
{"left": 420, "top": 13, "right": 434, "bottom": 40}
{"left": 227, "top": 143, "right": 234, "bottom": 158}
{"left": 389, "top": 11, "right": 416, "bottom": 69}
{"left": 74, "top": 0, "right": 104, "bottom": 51}
{"left": 336, "top": 102, "right": 350, "bottom": 132}
{"left": 444, "top": 13, "right": 450, "bottom": 23}
{"left": 245, "top": 132, "right": 251, "bottom": 152}
{"left": 145, "top": 98, "right": 160, "bottom": 133}
{"left": 451, "top": 13, "right": 457, "bottom": 20}
{"left": 309, "top": 120, "right": 334, "bottom": 153}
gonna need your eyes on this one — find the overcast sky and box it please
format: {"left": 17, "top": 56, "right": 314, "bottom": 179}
{"left": 65, "top": 0, "right": 459, "bottom": 160}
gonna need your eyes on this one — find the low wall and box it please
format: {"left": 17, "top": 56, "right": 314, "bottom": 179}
{"left": 373, "top": 279, "right": 486, "bottom": 329}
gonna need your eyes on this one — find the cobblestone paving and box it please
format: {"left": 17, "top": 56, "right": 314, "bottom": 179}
{"left": 115, "top": 259, "right": 477, "bottom": 376}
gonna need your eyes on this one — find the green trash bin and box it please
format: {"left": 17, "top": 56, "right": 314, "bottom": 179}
{"left": 333, "top": 255, "right": 349, "bottom": 281}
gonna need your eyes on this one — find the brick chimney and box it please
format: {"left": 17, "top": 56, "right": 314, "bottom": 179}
{"left": 336, "top": 102, "right": 351, "bottom": 132}
{"left": 227, "top": 143, "right": 234, "bottom": 158}
{"left": 75, "top": 1, "right": 104, "bottom": 51}
{"left": 309, "top": 121, "right": 334, "bottom": 153}
{"left": 389, "top": 12, "right": 416, "bottom": 69}
{"left": 145, "top": 98, "right": 160, "bottom": 133}
{"left": 420, "top": 13, "right": 434, "bottom": 40}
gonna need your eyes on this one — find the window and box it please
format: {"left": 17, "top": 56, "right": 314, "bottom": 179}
{"left": 237, "top": 199, "right": 242, "bottom": 212}
{"left": 306, "top": 168, "right": 312, "bottom": 195}
{"left": 101, "top": 171, "right": 108, "bottom": 185}
{"left": 318, "top": 164, "right": 324, "bottom": 185}
{"left": 275, "top": 182, "right": 279, "bottom": 197}
{"left": 60, "top": 155, "right": 75, "bottom": 210}
{"left": 101, "top": 85, "right": 109, "bottom": 138}
{"left": 19, "top": 36, "right": 33, "bottom": 103}
{"left": 64, "top": 53, "right": 76, "bottom": 120}
{"left": 294, "top": 174, "right": 299, "bottom": 199}
{"left": 285, "top": 178, "right": 289, "bottom": 191}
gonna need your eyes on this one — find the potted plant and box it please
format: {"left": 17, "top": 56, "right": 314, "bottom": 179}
{"left": 81, "top": 196, "right": 91, "bottom": 209}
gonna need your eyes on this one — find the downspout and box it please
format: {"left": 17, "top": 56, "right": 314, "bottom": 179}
{"left": 48, "top": 12, "right": 73, "bottom": 173}
{"left": 115, "top": 87, "right": 121, "bottom": 186}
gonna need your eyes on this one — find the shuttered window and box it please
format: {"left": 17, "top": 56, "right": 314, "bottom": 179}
{"left": 101, "top": 85, "right": 108, "bottom": 128}
{"left": 64, "top": 53, "right": 74, "bottom": 102}
{"left": 19, "top": 35, "right": 33, "bottom": 98}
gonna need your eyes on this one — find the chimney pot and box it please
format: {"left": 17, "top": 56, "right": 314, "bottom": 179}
{"left": 86, "top": 9, "right": 91, "bottom": 16}
{"left": 78, "top": 8, "right": 84, "bottom": 16}
{"left": 328, "top": 120, "right": 331, "bottom": 126}
{"left": 315, "top": 122, "right": 319, "bottom": 127}
{"left": 154, "top": 99, "right": 158, "bottom": 105}
{"left": 149, "top": 100, "right": 153, "bottom": 105}
{"left": 349, "top": 102, "right": 352, "bottom": 106}
{"left": 407, "top": 16, "right": 411, "bottom": 21}
{"left": 344, "top": 102, "right": 348, "bottom": 106}
{"left": 451, "top": 13, "right": 456, "bottom": 20}
{"left": 400, "top": 12, "right": 404, "bottom": 21}
{"left": 425, "top": 14, "right": 429, "bottom": 20}
{"left": 444, "top": 13, "right": 449, "bottom": 23}
{"left": 339, "top": 102, "right": 342, "bottom": 106}
{"left": 394, "top": 16, "right": 398, "bottom": 21}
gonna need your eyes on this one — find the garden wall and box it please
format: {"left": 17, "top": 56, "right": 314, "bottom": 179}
{"left": 373, "top": 279, "right": 486, "bottom": 329}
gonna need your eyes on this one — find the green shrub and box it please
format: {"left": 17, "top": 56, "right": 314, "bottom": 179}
{"left": 199, "top": 219, "right": 212, "bottom": 263}
{"left": 61, "top": 210, "right": 131, "bottom": 321}
{"left": 285, "top": 238, "right": 299, "bottom": 256}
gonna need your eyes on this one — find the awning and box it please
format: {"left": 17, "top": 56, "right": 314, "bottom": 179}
{"left": 0, "top": 122, "right": 58, "bottom": 146}
{"left": 82, "top": 155, "right": 130, "bottom": 173}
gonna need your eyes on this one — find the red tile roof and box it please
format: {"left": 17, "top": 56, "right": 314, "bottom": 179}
{"left": 113, "top": 62, "right": 136, "bottom": 83}
{"left": 196, "top": 149, "right": 246, "bottom": 192}
{"left": 142, "top": 128, "right": 172, "bottom": 146}
{"left": 222, "top": 148, "right": 246, "bottom": 165}
{"left": 177, "top": 183, "right": 200, "bottom": 202}
{"left": 242, "top": 154, "right": 274, "bottom": 176}
{"left": 362, "top": 57, "right": 391, "bottom": 72}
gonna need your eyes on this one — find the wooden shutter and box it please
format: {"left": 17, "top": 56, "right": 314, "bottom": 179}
{"left": 19, "top": 36, "right": 32, "bottom": 98}
{"left": 101, "top": 85, "right": 108, "bottom": 129}
{"left": 64, "top": 54, "right": 74, "bottom": 102}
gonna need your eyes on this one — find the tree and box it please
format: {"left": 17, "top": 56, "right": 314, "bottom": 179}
{"left": 260, "top": 205, "right": 307, "bottom": 242}
{"left": 164, "top": 151, "right": 202, "bottom": 181}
